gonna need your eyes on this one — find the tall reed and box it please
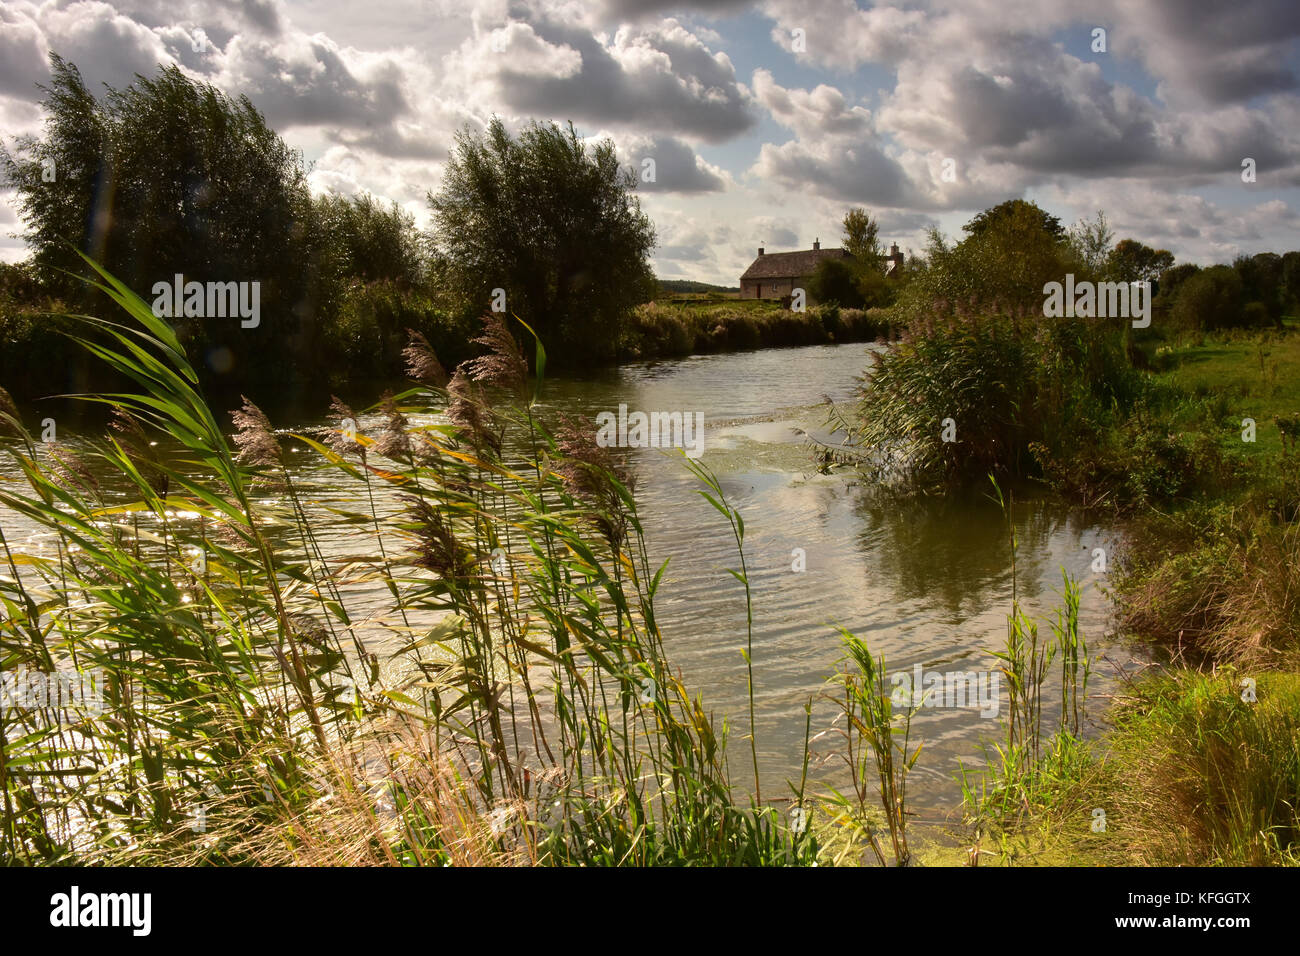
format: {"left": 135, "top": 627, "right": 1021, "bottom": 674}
{"left": 823, "top": 629, "right": 920, "bottom": 866}
{"left": 0, "top": 256, "right": 815, "bottom": 866}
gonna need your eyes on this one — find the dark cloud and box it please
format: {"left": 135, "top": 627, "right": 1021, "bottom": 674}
{"left": 755, "top": 137, "right": 917, "bottom": 206}
{"left": 332, "top": 124, "right": 450, "bottom": 160}
{"left": 599, "top": 0, "right": 751, "bottom": 18}
{"left": 220, "top": 35, "right": 409, "bottom": 130}
{"left": 0, "top": 9, "right": 51, "bottom": 98}
{"left": 492, "top": 15, "right": 754, "bottom": 143}
{"left": 111, "top": 0, "right": 282, "bottom": 37}
{"left": 876, "top": 211, "right": 938, "bottom": 236}
{"left": 1117, "top": 0, "right": 1300, "bottom": 104}
{"left": 623, "top": 135, "right": 726, "bottom": 192}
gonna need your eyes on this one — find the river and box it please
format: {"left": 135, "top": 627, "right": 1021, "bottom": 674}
{"left": 2, "top": 341, "right": 1139, "bottom": 822}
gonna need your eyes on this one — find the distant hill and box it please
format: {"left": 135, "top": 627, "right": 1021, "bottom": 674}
{"left": 657, "top": 279, "right": 739, "bottom": 295}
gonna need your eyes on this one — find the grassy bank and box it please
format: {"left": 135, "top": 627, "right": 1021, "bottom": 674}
{"left": 850, "top": 313, "right": 1300, "bottom": 864}
{"left": 620, "top": 300, "right": 900, "bottom": 360}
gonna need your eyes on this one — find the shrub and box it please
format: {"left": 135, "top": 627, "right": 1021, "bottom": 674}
{"left": 320, "top": 281, "right": 472, "bottom": 386}
{"left": 1172, "top": 265, "right": 1245, "bottom": 331}
{"left": 848, "top": 311, "right": 1141, "bottom": 491}
{"left": 808, "top": 257, "right": 865, "bottom": 308}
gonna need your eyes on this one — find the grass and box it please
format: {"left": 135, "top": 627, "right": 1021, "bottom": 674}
{"left": 1155, "top": 330, "right": 1300, "bottom": 459}
{"left": 1000, "top": 670, "right": 1300, "bottom": 867}
{"left": 622, "top": 301, "right": 899, "bottom": 360}
{"left": 0, "top": 257, "right": 832, "bottom": 866}
{"left": 917, "top": 325, "right": 1300, "bottom": 865}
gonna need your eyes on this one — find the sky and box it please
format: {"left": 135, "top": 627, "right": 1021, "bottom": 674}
{"left": 1, "top": 0, "right": 1298, "bottom": 285}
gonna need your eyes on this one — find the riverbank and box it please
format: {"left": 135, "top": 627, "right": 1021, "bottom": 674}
{"left": 0, "top": 274, "right": 900, "bottom": 405}
{"left": 619, "top": 299, "right": 900, "bottom": 360}
{"left": 950, "top": 323, "right": 1300, "bottom": 865}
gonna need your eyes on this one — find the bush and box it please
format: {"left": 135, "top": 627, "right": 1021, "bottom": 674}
{"left": 619, "top": 300, "right": 889, "bottom": 360}
{"left": 320, "top": 281, "right": 472, "bottom": 387}
{"left": 849, "top": 311, "right": 1143, "bottom": 491}
{"left": 808, "top": 257, "right": 865, "bottom": 308}
{"left": 1235, "top": 253, "right": 1284, "bottom": 325}
{"left": 1172, "top": 265, "right": 1245, "bottom": 331}
{"left": 1242, "top": 300, "right": 1272, "bottom": 329}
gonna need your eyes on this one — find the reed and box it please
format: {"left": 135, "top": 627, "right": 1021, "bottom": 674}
{"left": 961, "top": 477, "right": 1094, "bottom": 839}
{"left": 822, "top": 629, "right": 920, "bottom": 866}
{"left": 0, "top": 257, "right": 816, "bottom": 866}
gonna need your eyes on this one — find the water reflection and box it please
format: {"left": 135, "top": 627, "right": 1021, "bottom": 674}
{"left": 1, "top": 342, "right": 1133, "bottom": 815}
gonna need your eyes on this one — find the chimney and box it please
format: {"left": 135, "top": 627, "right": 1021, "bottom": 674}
{"left": 813, "top": 238, "right": 820, "bottom": 251}
{"left": 757, "top": 246, "right": 764, "bottom": 256}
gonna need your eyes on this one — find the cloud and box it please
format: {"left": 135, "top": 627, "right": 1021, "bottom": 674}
{"left": 448, "top": 14, "right": 755, "bottom": 142}
{"left": 18, "top": 0, "right": 177, "bottom": 95}
{"left": 762, "top": 0, "right": 927, "bottom": 71}
{"left": 210, "top": 32, "right": 409, "bottom": 130}
{"left": 750, "top": 70, "right": 920, "bottom": 207}
{"left": 1103, "top": 0, "right": 1300, "bottom": 106}
{"left": 608, "top": 132, "right": 728, "bottom": 192}
{"left": 0, "top": 4, "right": 50, "bottom": 98}
{"left": 1039, "top": 178, "right": 1300, "bottom": 263}
{"left": 0, "top": 0, "right": 1295, "bottom": 283}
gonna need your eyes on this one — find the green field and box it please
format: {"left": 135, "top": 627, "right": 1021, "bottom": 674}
{"left": 1156, "top": 327, "right": 1300, "bottom": 459}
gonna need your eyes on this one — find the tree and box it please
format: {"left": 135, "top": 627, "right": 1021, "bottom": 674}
{"left": 314, "top": 193, "right": 424, "bottom": 289}
{"left": 1067, "top": 211, "right": 1114, "bottom": 276}
{"left": 1157, "top": 263, "right": 1200, "bottom": 306}
{"left": 1173, "top": 265, "right": 1246, "bottom": 331}
{"left": 1107, "top": 239, "right": 1174, "bottom": 283}
{"left": 1281, "top": 251, "right": 1300, "bottom": 314}
{"left": 891, "top": 202, "right": 1073, "bottom": 321}
{"left": 808, "top": 257, "right": 865, "bottom": 307}
{"left": 842, "top": 208, "right": 881, "bottom": 266}
{"left": 1234, "top": 252, "right": 1284, "bottom": 324}
{"left": 428, "top": 118, "right": 656, "bottom": 362}
{"left": 962, "top": 199, "right": 1066, "bottom": 242}
{"left": 1, "top": 54, "right": 319, "bottom": 386}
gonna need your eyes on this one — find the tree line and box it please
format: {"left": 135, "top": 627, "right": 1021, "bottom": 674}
{"left": 3, "top": 54, "right": 1294, "bottom": 405}
{"left": 813, "top": 199, "right": 1300, "bottom": 332}
{"left": 0, "top": 55, "right": 655, "bottom": 402}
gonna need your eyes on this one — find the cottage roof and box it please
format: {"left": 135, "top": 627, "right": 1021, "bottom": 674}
{"left": 740, "top": 247, "right": 852, "bottom": 280}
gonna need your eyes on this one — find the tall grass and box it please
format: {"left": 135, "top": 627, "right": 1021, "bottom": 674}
{"left": 1072, "top": 669, "right": 1300, "bottom": 866}
{"left": 622, "top": 302, "right": 898, "bottom": 360}
{"left": 961, "top": 478, "right": 1094, "bottom": 842}
{"left": 845, "top": 310, "right": 1143, "bottom": 494}
{"left": 0, "top": 257, "right": 817, "bottom": 865}
{"left": 822, "top": 630, "right": 920, "bottom": 866}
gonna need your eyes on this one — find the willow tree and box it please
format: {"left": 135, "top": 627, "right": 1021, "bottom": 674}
{"left": 1, "top": 54, "right": 323, "bottom": 391}
{"left": 428, "top": 118, "right": 656, "bottom": 363}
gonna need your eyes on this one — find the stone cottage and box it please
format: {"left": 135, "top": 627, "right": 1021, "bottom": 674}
{"left": 739, "top": 239, "right": 849, "bottom": 300}
{"left": 739, "top": 240, "right": 907, "bottom": 300}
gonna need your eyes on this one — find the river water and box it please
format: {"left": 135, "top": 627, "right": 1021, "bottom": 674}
{"left": 2, "top": 342, "right": 1138, "bottom": 819}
